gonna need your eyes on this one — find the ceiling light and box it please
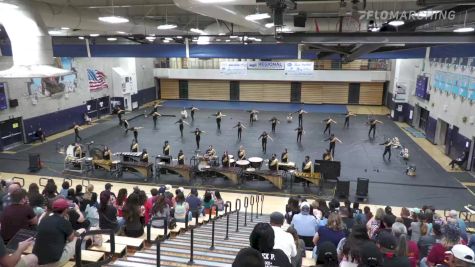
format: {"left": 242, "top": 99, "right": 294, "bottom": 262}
{"left": 414, "top": 10, "right": 441, "bottom": 18}
{"left": 78, "top": 36, "right": 85, "bottom": 40}
{"left": 164, "top": 37, "right": 173, "bottom": 41}
{"left": 230, "top": 35, "right": 238, "bottom": 39}
{"left": 48, "top": 30, "right": 62, "bottom": 36}
{"left": 163, "top": 39, "right": 170, "bottom": 43}
{"left": 197, "top": 0, "right": 234, "bottom": 3}
{"left": 61, "top": 27, "right": 70, "bottom": 30}
{"left": 116, "top": 31, "right": 127, "bottom": 34}
{"left": 254, "top": 38, "right": 262, "bottom": 42}
{"left": 245, "top": 13, "right": 270, "bottom": 21}
{"left": 277, "top": 27, "right": 293, "bottom": 33}
{"left": 216, "top": 38, "right": 221, "bottom": 41}
{"left": 265, "top": 23, "right": 275, "bottom": 28}
{"left": 225, "top": 39, "right": 231, "bottom": 42}
{"left": 190, "top": 28, "right": 206, "bottom": 34}
{"left": 98, "top": 16, "right": 129, "bottom": 24}
{"left": 176, "top": 36, "right": 183, "bottom": 39}
{"left": 157, "top": 24, "right": 178, "bottom": 30}
{"left": 388, "top": 20, "right": 404, "bottom": 27}
{"left": 0, "top": 3, "right": 18, "bottom": 9}
{"left": 107, "top": 37, "right": 117, "bottom": 41}
{"left": 90, "top": 33, "right": 100, "bottom": 37}
{"left": 218, "top": 32, "right": 226, "bottom": 36}
{"left": 145, "top": 36, "right": 156, "bottom": 41}
{"left": 248, "top": 37, "right": 256, "bottom": 40}
{"left": 454, "top": 27, "right": 475, "bottom": 32}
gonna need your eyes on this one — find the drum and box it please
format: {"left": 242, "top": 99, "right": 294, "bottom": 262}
{"left": 248, "top": 157, "right": 263, "bottom": 169}
{"left": 246, "top": 167, "right": 256, "bottom": 172}
{"left": 229, "top": 159, "right": 236, "bottom": 167}
{"left": 198, "top": 162, "right": 210, "bottom": 171}
{"left": 236, "top": 160, "right": 250, "bottom": 169}
{"left": 228, "top": 155, "right": 234, "bottom": 159}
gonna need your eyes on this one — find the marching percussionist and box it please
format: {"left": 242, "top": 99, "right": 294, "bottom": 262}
{"left": 302, "top": 156, "right": 312, "bottom": 173}
{"left": 238, "top": 145, "right": 246, "bottom": 160}
{"left": 103, "top": 146, "right": 112, "bottom": 161}
{"left": 222, "top": 151, "right": 230, "bottom": 168}
{"left": 130, "top": 139, "right": 139, "bottom": 152}
{"left": 163, "top": 141, "right": 171, "bottom": 156}
{"left": 281, "top": 148, "right": 289, "bottom": 163}
{"left": 178, "top": 150, "right": 185, "bottom": 165}
{"left": 268, "top": 154, "right": 279, "bottom": 171}
{"left": 140, "top": 149, "right": 149, "bottom": 163}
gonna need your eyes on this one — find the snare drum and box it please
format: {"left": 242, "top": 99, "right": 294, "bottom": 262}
{"left": 229, "top": 159, "right": 236, "bottom": 167}
{"left": 236, "top": 160, "right": 250, "bottom": 169}
{"left": 248, "top": 157, "right": 263, "bottom": 169}
{"left": 246, "top": 167, "right": 256, "bottom": 172}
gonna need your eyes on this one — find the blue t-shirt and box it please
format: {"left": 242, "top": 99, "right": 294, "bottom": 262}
{"left": 316, "top": 226, "right": 346, "bottom": 247}
{"left": 186, "top": 195, "right": 202, "bottom": 212}
{"left": 291, "top": 213, "right": 318, "bottom": 237}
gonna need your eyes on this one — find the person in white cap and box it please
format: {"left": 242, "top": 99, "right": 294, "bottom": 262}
{"left": 290, "top": 202, "right": 318, "bottom": 248}
{"left": 446, "top": 244, "right": 475, "bottom": 267}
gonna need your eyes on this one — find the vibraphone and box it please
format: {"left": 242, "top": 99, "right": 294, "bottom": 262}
{"left": 114, "top": 152, "right": 142, "bottom": 162}
{"left": 155, "top": 163, "right": 194, "bottom": 181}
{"left": 121, "top": 161, "right": 154, "bottom": 179}
{"left": 243, "top": 170, "right": 284, "bottom": 189}
{"left": 293, "top": 171, "right": 321, "bottom": 186}
{"left": 205, "top": 167, "right": 241, "bottom": 184}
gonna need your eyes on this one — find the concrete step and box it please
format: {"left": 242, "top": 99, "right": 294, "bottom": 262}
{"left": 159, "top": 240, "right": 240, "bottom": 253}
{"left": 131, "top": 250, "right": 233, "bottom": 266}
{"left": 172, "top": 235, "right": 248, "bottom": 249}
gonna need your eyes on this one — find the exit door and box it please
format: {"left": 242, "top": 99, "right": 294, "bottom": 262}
{"left": 0, "top": 117, "right": 23, "bottom": 150}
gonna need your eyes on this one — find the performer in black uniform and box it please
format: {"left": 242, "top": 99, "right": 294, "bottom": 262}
{"left": 258, "top": 131, "right": 273, "bottom": 153}
{"left": 233, "top": 122, "right": 246, "bottom": 141}
{"left": 302, "top": 156, "right": 312, "bottom": 173}
{"left": 116, "top": 107, "right": 125, "bottom": 125}
{"left": 163, "top": 141, "right": 171, "bottom": 156}
{"left": 130, "top": 139, "right": 139, "bottom": 152}
{"left": 344, "top": 112, "right": 356, "bottom": 128}
{"left": 281, "top": 148, "right": 289, "bottom": 163}
{"left": 295, "top": 109, "right": 308, "bottom": 127}
{"left": 295, "top": 126, "right": 305, "bottom": 143}
{"left": 73, "top": 143, "right": 82, "bottom": 158}
{"left": 73, "top": 124, "right": 82, "bottom": 142}
{"left": 248, "top": 110, "right": 259, "bottom": 125}
{"left": 177, "top": 150, "right": 185, "bottom": 165}
{"left": 367, "top": 118, "right": 383, "bottom": 139}
{"left": 237, "top": 145, "right": 246, "bottom": 160}
{"left": 125, "top": 126, "right": 142, "bottom": 141}
{"left": 189, "top": 107, "right": 199, "bottom": 120}
{"left": 323, "top": 117, "right": 337, "bottom": 135}
{"left": 148, "top": 102, "right": 162, "bottom": 116}
{"left": 175, "top": 118, "right": 189, "bottom": 137}
{"left": 269, "top": 117, "right": 280, "bottom": 133}
{"left": 192, "top": 128, "right": 205, "bottom": 149}
{"left": 380, "top": 138, "right": 393, "bottom": 160}
{"left": 322, "top": 149, "right": 333, "bottom": 161}
{"left": 213, "top": 111, "right": 226, "bottom": 131}
{"left": 151, "top": 112, "right": 161, "bottom": 129}
{"left": 140, "top": 149, "right": 149, "bottom": 163}
{"left": 123, "top": 119, "right": 130, "bottom": 131}
{"left": 268, "top": 154, "right": 279, "bottom": 171}
{"left": 103, "top": 146, "right": 112, "bottom": 160}
{"left": 325, "top": 134, "right": 342, "bottom": 158}
{"left": 221, "top": 151, "right": 230, "bottom": 168}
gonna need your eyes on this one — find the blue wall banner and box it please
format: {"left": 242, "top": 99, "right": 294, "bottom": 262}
{"left": 0, "top": 83, "right": 7, "bottom": 110}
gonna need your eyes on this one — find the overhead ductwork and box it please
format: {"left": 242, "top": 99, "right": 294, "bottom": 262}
{"left": 173, "top": 0, "right": 270, "bottom": 34}
{"left": 0, "top": 0, "right": 71, "bottom": 78}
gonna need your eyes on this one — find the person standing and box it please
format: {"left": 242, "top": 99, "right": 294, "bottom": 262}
{"left": 233, "top": 122, "right": 246, "bottom": 141}
{"left": 126, "top": 127, "right": 142, "bottom": 142}
{"left": 221, "top": 151, "right": 230, "bottom": 168}
{"left": 381, "top": 138, "right": 393, "bottom": 160}
{"left": 295, "top": 126, "right": 305, "bottom": 143}
{"left": 214, "top": 111, "right": 226, "bottom": 131}
{"left": 325, "top": 134, "right": 342, "bottom": 158}
{"left": 302, "top": 156, "right": 312, "bottom": 174}
{"left": 238, "top": 145, "right": 246, "bottom": 160}
{"left": 73, "top": 124, "right": 82, "bottom": 142}
{"left": 123, "top": 119, "right": 130, "bottom": 132}
{"left": 148, "top": 102, "right": 161, "bottom": 116}
{"left": 116, "top": 107, "right": 125, "bottom": 125}
{"left": 130, "top": 139, "right": 139, "bottom": 152}
{"left": 140, "top": 149, "right": 149, "bottom": 163}
{"left": 177, "top": 150, "right": 185, "bottom": 165}
{"left": 269, "top": 154, "right": 279, "bottom": 171}
{"left": 258, "top": 131, "right": 273, "bottom": 154}
{"left": 270, "top": 117, "right": 280, "bottom": 133}
{"left": 175, "top": 118, "right": 189, "bottom": 137}
{"left": 192, "top": 128, "right": 205, "bottom": 149}
{"left": 296, "top": 109, "right": 307, "bottom": 127}
{"left": 270, "top": 212, "right": 297, "bottom": 262}
{"left": 36, "top": 127, "right": 46, "bottom": 142}
{"left": 163, "top": 141, "right": 171, "bottom": 156}
{"left": 190, "top": 106, "right": 199, "bottom": 120}
{"left": 151, "top": 112, "right": 161, "bottom": 129}
{"left": 322, "top": 117, "right": 337, "bottom": 135}
{"left": 281, "top": 148, "right": 289, "bottom": 163}
{"left": 344, "top": 112, "right": 356, "bottom": 128}
{"left": 367, "top": 118, "right": 383, "bottom": 139}
{"left": 249, "top": 110, "right": 259, "bottom": 125}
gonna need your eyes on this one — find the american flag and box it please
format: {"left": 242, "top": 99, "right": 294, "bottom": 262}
{"left": 87, "top": 69, "right": 108, "bottom": 91}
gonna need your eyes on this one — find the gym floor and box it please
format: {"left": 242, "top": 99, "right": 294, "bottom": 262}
{"left": 1, "top": 100, "right": 474, "bottom": 209}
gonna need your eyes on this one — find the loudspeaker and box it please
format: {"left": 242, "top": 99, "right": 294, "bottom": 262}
{"left": 9, "top": 99, "right": 18, "bottom": 108}
{"left": 356, "top": 178, "right": 369, "bottom": 199}
{"left": 28, "top": 153, "right": 41, "bottom": 172}
{"left": 335, "top": 179, "right": 350, "bottom": 199}
{"left": 293, "top": 12, "right": 307, "bottom": 27}
{"left": 315, "top": 160, "right": 341, "bottom": 180}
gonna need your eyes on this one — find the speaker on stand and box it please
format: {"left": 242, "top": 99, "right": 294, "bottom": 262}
{"left": 28, "top": 153, "right": 41, "bottom": 172}
{"left": 334, "top": 179, "right": 350, "bottom": 199}
{"left": 356, "top": 177, "right": 369, "bottom": 201}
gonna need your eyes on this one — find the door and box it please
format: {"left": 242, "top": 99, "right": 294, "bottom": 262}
{"left": 348, "top": 83, "right": 360, "bottom": 104}
{"left": 230, "top": 81, "right": 239, "bottom": 101}
{"left": 419, "top": 108, "right": 429, "bottom": 132}
{"left": 471, "top": 137, "right": 475, "bottom": 172}
{"left": 412, "top": 105, "right": 421, "bottom": 128}
{"left": 290, "top": 82, "right": 301, "bottom": 103}
{"left": 178, "top": 80, "right": 188, "bottom": 99}
{"left": 0, "top": 117, "right": 23, "bottom": 149}
{"left": 436, "top": 119, "right": 448, "bottom": 148}
{"left": 447, "top": 126, "right": 459, "bottom": 156}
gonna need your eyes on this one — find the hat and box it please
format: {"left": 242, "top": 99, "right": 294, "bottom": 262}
{"left": 316, "top": 241, "right": 338, "bottom": 265}
{"left": 447, "top": 244, "right": 475, "bottom": 264}
{"left": 360, "top": 242, "right": 383, "bottom": 266}
{"left": 377, "top": 232, "right": 397, "bottom": 251}
{"left": 52, "top": 198, "right": 70, "bottom": 212}
{"left": 165, "top": 184, "right": 172, "bottom": 192}
{"left": 105, "top": 183, "right": 113, "bottom": 190}
{"left": 300, "top": 202, "right": 310, "bottom": 209}
{"left": 178, "top": 187, "right": 185, "bottom": 193}
{"left": 232, "top": 247, "right": 265, "bottom": 267}
{"left": 410, "top": 207, "right": 421, "bottom": 214}
{"left": 158, "top": 186, "right": 166, "bottom": 194}
{"left": 270, "top": 212, "right": 285, "bottom": 225}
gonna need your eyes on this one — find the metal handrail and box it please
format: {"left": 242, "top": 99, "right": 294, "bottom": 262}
{"left": 82, "top": 179, "right": 90, "bottom": 186}
{"left": 188, "top": 212, "right": 200, "bottom": 265}
{"left": 250, "top": 195, "right": 255, "bottom": 222}
{"left": 235, "top": 198, "right": 242, "bottom": 232}
{"left": 224, "top": 201, "right": 232, "bottom": 240}
{"left": 255, "top": 194, "right": 259, "bottom": 219}
{"left": 12, "top": 177, "right": 24, "bottom": 187}
{"left": 147, "top": 216, "right": 169, "bottom": 267}
{"left": 243, "top": 197, "right": 249, "bottom": 227}
{"left": 63, "top": 177, "right": 73, "bottom": 186}
{"left": 260, "top": 194, "right": 264, "bottom": 215}
{"left": 38, "top": 177, "right": 49, "bottom": 187}
{"left": 75, "top": 229, "right": 114, "bottom": 267}
{"left": 209, "top": 204, "right": 219, "bottom": 250}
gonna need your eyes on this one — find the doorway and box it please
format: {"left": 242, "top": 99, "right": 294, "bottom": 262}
{"left": 470, "top": 137, "right": 475, "bottom": 174}
{"left": 418, "top": 108, "right": 430, "bottom": 132}
{"left": 0, "top": 117, "right": 23, "bottom": 150}
{"left": 435, "top": 119, "right": 449, "bottom": 152}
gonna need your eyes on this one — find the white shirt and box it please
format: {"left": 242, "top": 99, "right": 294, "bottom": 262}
{"left": 272, "top": 225, "right": 297, "bottom": 262}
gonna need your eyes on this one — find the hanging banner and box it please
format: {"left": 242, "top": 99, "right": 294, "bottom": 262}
{"left": 219, "top": 62, "right": 248, "bottom": 75}
{"left": 284, "top": 62, "right": 315, "bottom": 75}
{"left": 247, "top": 61, "right": 285, "bottom": 70}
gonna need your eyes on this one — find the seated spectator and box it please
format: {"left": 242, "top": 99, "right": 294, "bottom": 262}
{"left": 99, "top": 191, "right": 121, "bottom": 233}
{"left": 291, "top": 202, "right": 318, "bottom": 248}
{"left": 313, "top": 213, "right": 346, "bottom": 254}
{"left": 286, "top": 226, "right": 305, "bottom": 267}
{"left": 270, "top": 212, "right": 297, "bottom": 262}
{"left": 375, "top": 214, "right": 396, "bottom": 238}
{"left": 42, "top": 180, "right": 58, "bottom": 204}
{"left": 340, "top": 224, "right": 371, "bottom": 267}
{"left": 123, "top": 192, "right": 145, "bottom": 237}
{"left": 82, "top": 184, "right": 98, "bottom": 210}
{"left": 202, "top": 191, "right": 215, "bottom": 215}
{"left": 316, "top": 241, "right": 338, "bottom": 267}
{"left": 144, "top": 188, "right": 158, "bottom": 225}
{"left": 151, "top": 195, "right": 170, "bottom": 228}
{"left": 376, "top": 231, "right": 411, "bottom": 267}
{"left": 186, "top": 188, "right": 202, "bottom": 217}
{"left": 367, "top": 208, "right": 384, "bottom": 239}
{"left": 27, "top": 183, "right": 46, "bottom": 216}
{"left": 233, "top": 247, "right": 265, "bottom": 267}
{"left": 59, "top": 181, "right": 70, "bottom": 198}
{"left": 363, "top": 206, "right": 373, "bottom": 225}
{"left": 35, "top": 127, "right": 46, "bottom": 142}
{"left": 311, "top": 200, "right": 323, "bottom": 220}
{"left": 75, "top": 185, "right": 84, "bottom": 204}
{"left": 418, "top": 222, "right": 436, "bottom": 260}
{"left": 0, "top": 189, "right": 37, "bottom": 242}
{"left": 66, "top": 188, "right": 75, "bottom": 203}
{"left": 2, "top": 183, "right": 21, "bottom": 209}
{"left": 344, "top": 200, "right": 354, "bottom": 219}
{"left": 446, "top": 244, "right": 475, "bottom": 267}
{"left": 33, "top": 198, "right": 83, "bottom": 266}
{"left": 352, "top": 202, "right": 362, "bottom": 215}
{"left": 214, "top": 191, "right": 224, "bottom": 211}
{"left": 174, "top": 191, "right": 189, "bottom": 223}
{"left": 328, "top": 199, "right": 340, "bottom": 213}
{"left": 250, "top": 222, "right": 291, "bottom": 267}
{"left": 359, "top": 242, "right": 383, "bottom": 266}
{"left": 115, "top": 188, "right": 128, "bottom": 219}
{"left": 385, "top": 206, "right": 396, "bottom": 222}
{"left": 447, "top": 210, "right": 467, "bottom": 242}
{"left": 339, "top": 207, "right": 354, "bottom": 235}
{"left": 285, "top": 196, "right": 300, "bottom": 224}
{"left": 68, "top": 202, "right": 90, "bottom": 231}
{"left": 392, "top": 222, "right": 419, "bottom": 267}
{"left": 400, "top": 207, "right": 413, "bottom": 234}
{"left": 0, "top": 235, "right": 37, "bottom": 267}
{"left": 423, "top": 224, "right": 461, "bottom": 267}
{"left": 103, "top": 183, "right": 116, "bottom": 199}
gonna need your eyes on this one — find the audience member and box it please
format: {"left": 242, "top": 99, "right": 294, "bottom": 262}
{"left": 144, "top": 188, "right": 158, "bottom": 225}
{"left": 232, "top": 247, "right": 265, "bottom": 267}
{"left": 447, "top": 210, "right": 467, "bottom": 242}
{"left": 313, "top": 213, "right": 346, "bottom": 255}
{"left": 151, "top": 195, "right": 170, "bottom": 228}
{"left": 359, "top": 242, "right": 384, "bottom": 267}
{"left": 214, "top": 191, "right": 225, "bottom": 211}
{"left": 202, "top": 191, "right": 215, "bottom": 215}
{"left": 27, "top": 183, "right": 46, "bottom": 216}
{"left": 33, "top": 198, "right": 82, "bottom": 266}
{"left": 340, "top": 207, "right": 354, "bottom": 235}
{"left": 123, "top": 192, "right": 144, "bottom": 237}
{"left": 392, "top": 222, "right": 419, "bottom": 267}
{"left": 270, "top": 212, "right": 297, "bottom": 262}
{"left": 0, "top": 235, "right": 37, "bottom": 267}
{"left": 98, "top": 191, "right": 120, "bottom": 233}
{"left": 2, "top": 183, "right": 21, "bottom": 209}
{"left": 367, "top": 208, "right": 384, "bottom": 239}
{"left": 59, "top": 181, "right": 70, "bottom": 198}
{"left": 82, "top": 184, "right": 98, "bottom": 209}
{"left": 363, "top": 206, "right": 373, "bottom": 224}
{"left": 104, "top": 183, "right": 116, "bottom": 199}
{"left": 316, "top": 241, "right": 338, "bottom": 267}
{"left": 186, "top": 188, "right": 202, "bottom": 217}
{"left": 400, "top": 207, "right": 413, "bottom": 234}
{"left": 344, "top": 200, "right": 354, "bottom": 219}
{"left": 423, "top": 224, "right": 461, "bottom": 267}
{"left": 291, "top": 202, "right": 318, "bottom": 248}
{"left": 445, "top": 244, "right": 475, "bottom": 267}
{"left": 174, "top": 191, "right": 189, "bottom": 222}
{"left": 376, "top": 231, "right": 411, "bottom": 267}
{"left": 75, "top": 185, "right": 84, "bottom": 204}
{"left": 328, "top": 199, "right": 340, "bottom": 213}
{"left": 285, "top": 196, "right": 300, "bottom": 224}
{"left": 249, "top": 222, "right": 291, "bottom": 267}
{"left": 286, "top": 226, "right": 305, "bottom": 267}
{"left": 340, "top": 224, "right": 370, "bottom": 266}
{"left": 0, "top": 189, "right": 37, "bottom": 242}
{"left": 410, "top": 213, "right": 426, "bottom": 242}
{"left": 418, "top": 222, "right": 436, "bottom": 260}
{"left": 68, "top": 202, "right": 90, "bottom": 231}
{"left": 115, "top": 188, "right": 128, "bottom": 218}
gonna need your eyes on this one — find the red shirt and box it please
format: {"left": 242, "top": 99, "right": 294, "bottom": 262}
{"left": 144, "top": 196, "right": 157, "bottom": 225}
{"left": 407, "top": 240, "right": 419, "bottom": 267}
{"left": 427, "top": 243, "right": 448, "bottom": 265}
{"left": 115, "top": 198, "right": 127, "bottom": 217}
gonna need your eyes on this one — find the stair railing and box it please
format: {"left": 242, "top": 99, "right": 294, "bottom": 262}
{"left": 243, "top": 196, "right": 249, "bottom": 227}
{"left": 209, "top": 204, "right": 219, "bottom": 250}
{"left": 235, "top": 198, "right": 241, "bottom": 232}
{"left": 224, "top": 201, "right": 232, "bottom": 240}
{"left": 250, "top": 195, "right": 255, "bottom": 222}
{"left": 260, "top": 194, "right": 264, "bottom": 215}
{"left": 187, "top": 211, "right": 200, "bottom": 265}
{"left": 75, "top": 229, "right": 114, "bottom": 267}
{"left": 255, "top": 194, "right": 259, "bottom": 219}
{"left": 147, "top": 216, "right": 169, "bottom": 267}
